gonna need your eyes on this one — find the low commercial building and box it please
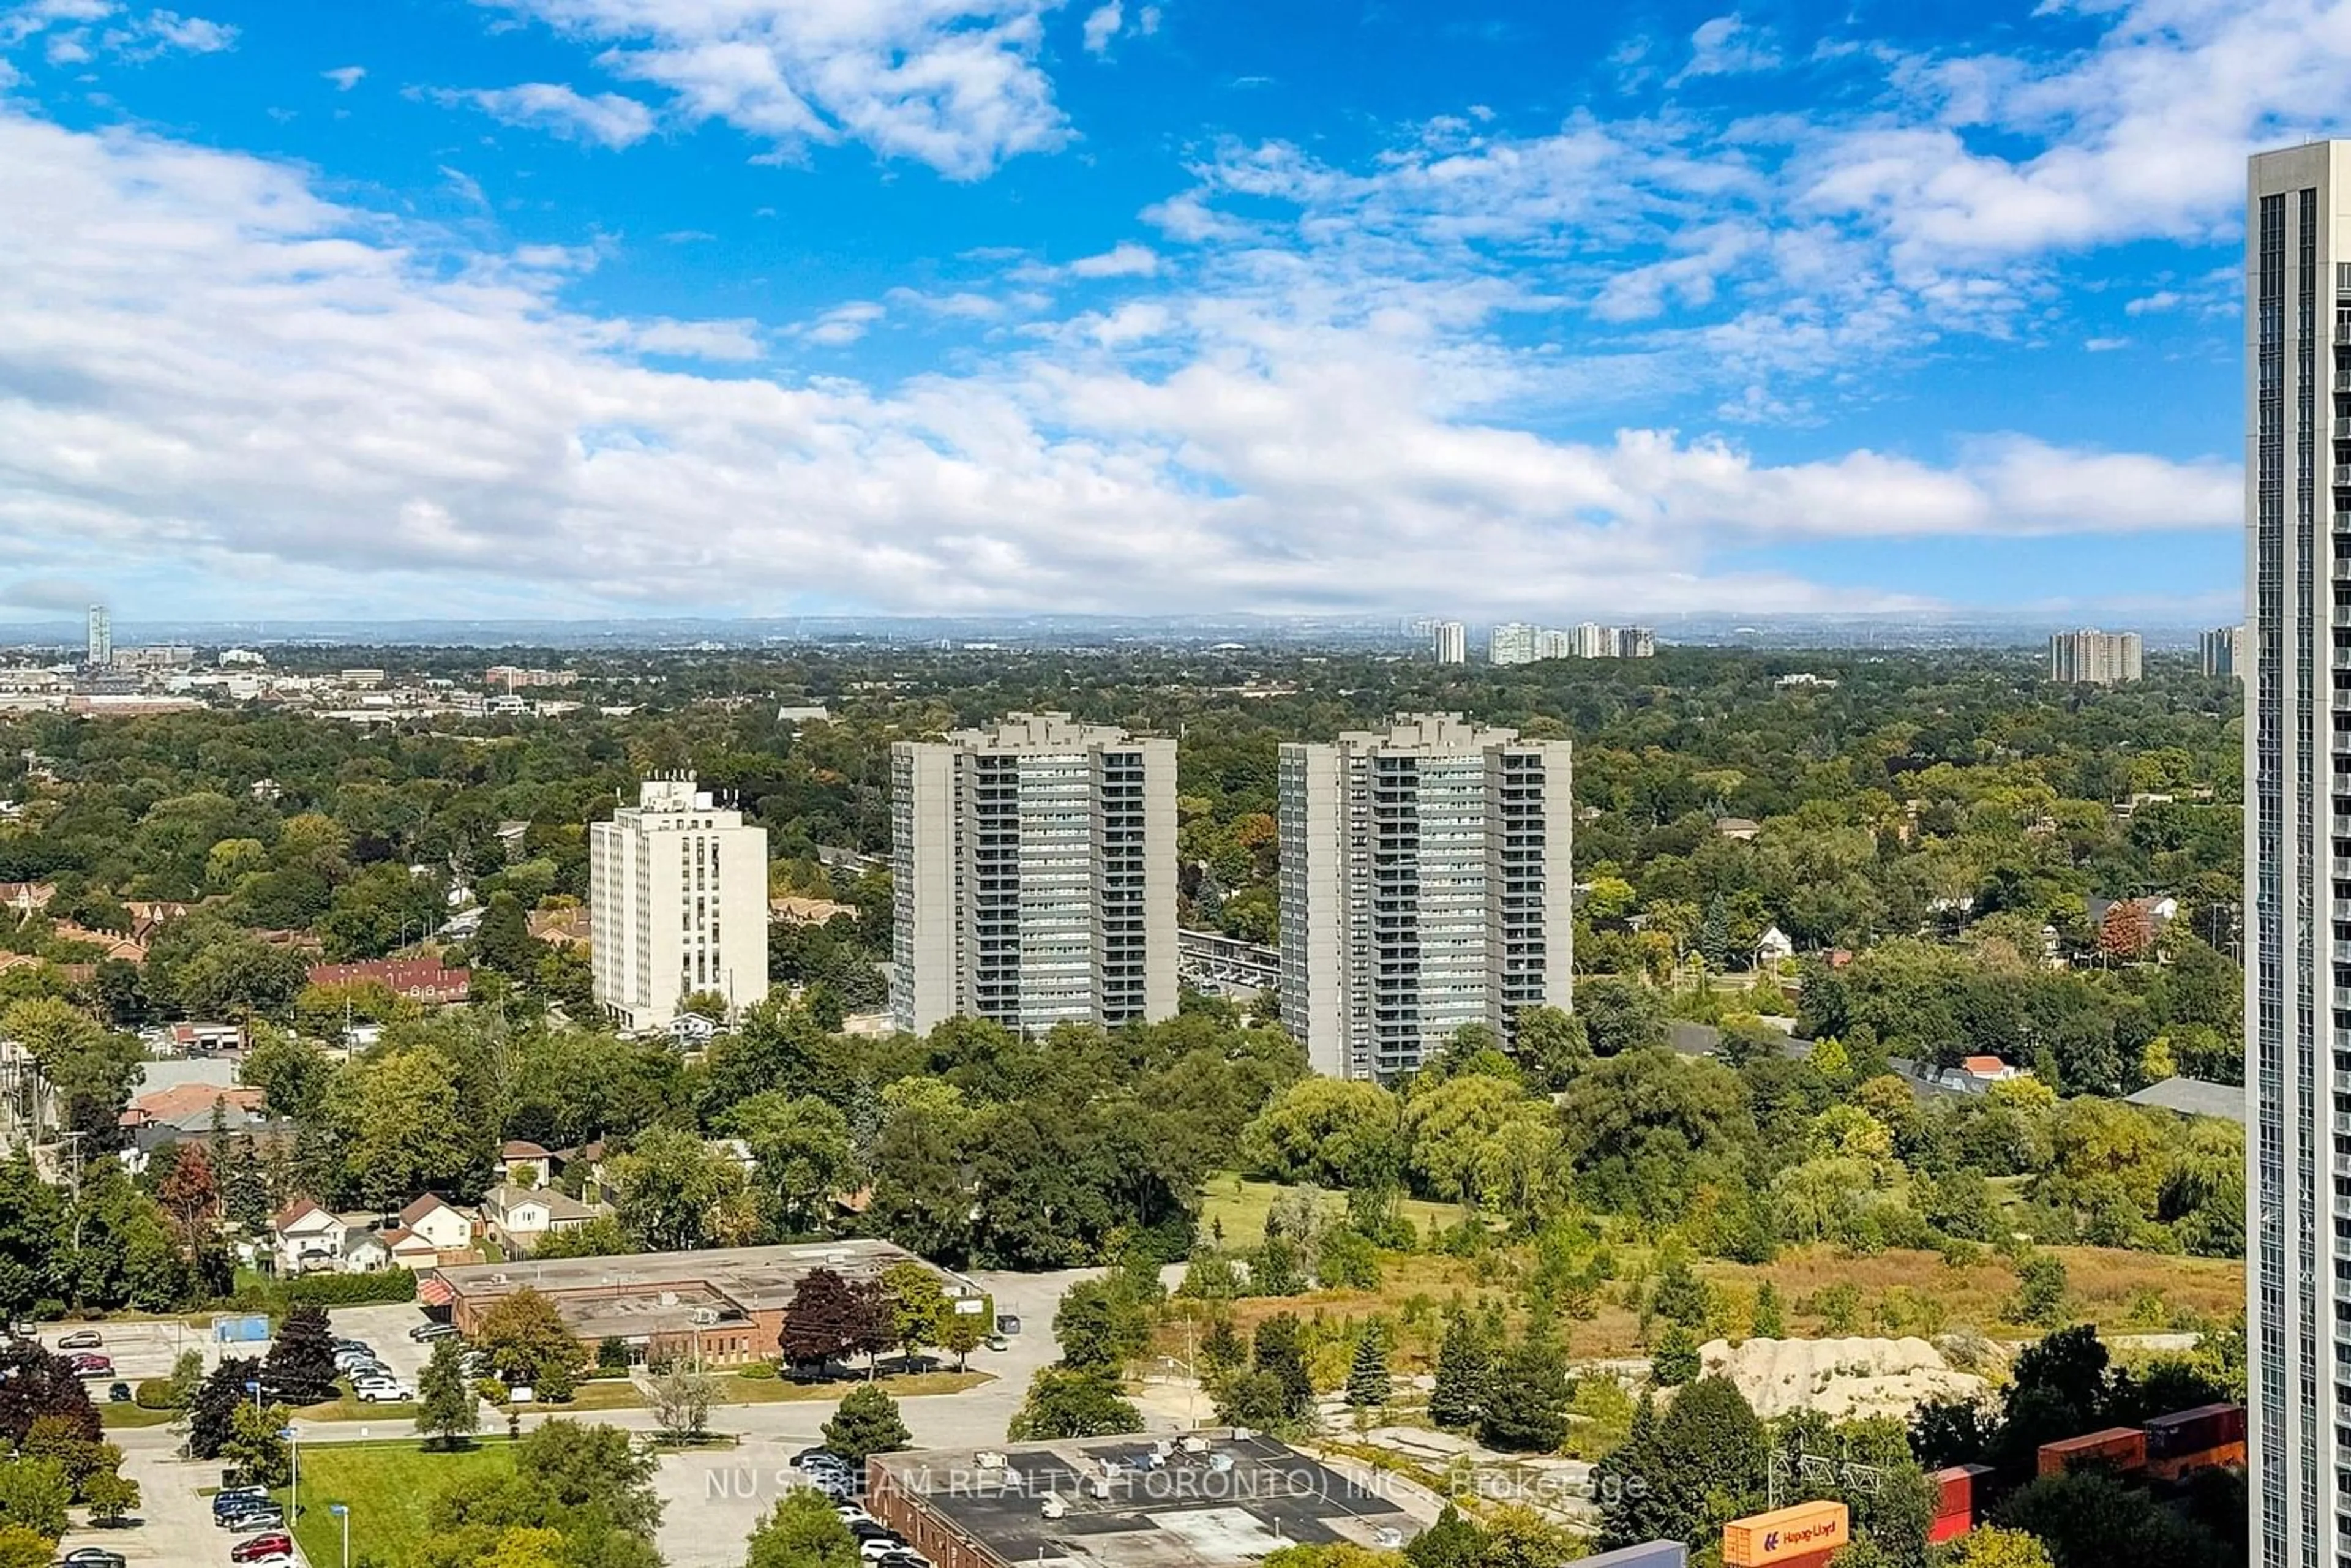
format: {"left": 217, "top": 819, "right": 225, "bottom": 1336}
{"left": 865, "top": 1432, "right": 1428, "bottom": 1568}
{"left": 425, "top": 1238, "right": 980, "bottom": 1368}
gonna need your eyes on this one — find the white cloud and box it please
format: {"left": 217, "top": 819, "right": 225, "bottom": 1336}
{"left": 481, "top": 0, "right": 1068, "bottom": 180}
{"left": 2083, "top": 334, "right": 2128, "bottom": 350}
{"left": 323, "top": 64, "right": 365, "bottom": 91}
{"left": 4, "top": 2, "right": 234, "bottom": 63}
{"left": 800, "top": 301, "right": 886, "bottom": 346}
{"left": 444, "top": 81, "right": 656, "bottom": 148}
{"left": 1067, "top": 241, "right": 1158, "bottom": 278}
{"left": 138, "top": 9, "right": 231, "bottom": 52}
{"left": 0, "top": 107, "right": 2238, "bottom": 619}
{"left": 1672, "top": 13, "right": 1782, "bottom": 84}
{"left": 1081, "top": 0, "right": 1120, "bottom": 54}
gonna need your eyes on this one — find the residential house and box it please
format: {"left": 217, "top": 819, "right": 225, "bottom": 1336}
{"left": 2087, "top": 893, "right": 2179, "bottom": 932}
{"left": 306, "top": 958, "right": 471, "bottom": 1005}
{"left": 770, "top": 895, "right": 858, "bottom": 925}
{"left": 480, "top": 1182, "right": 606, "bottom": 1253}
{"left": 0, "top": 882, "right": 56, "bottom": 918}
{"left": 124, "top": 901, "right": 191, "bottom": 942}
{"left": 270, "top": 1199, "right": 351, "bottom": 1275}
{"left": 1714, "top": 817, "right": 1763, "bottom": 841}
{"left": 527, "top": 906, "right": 591, "bottom": 947}
{"left": 342, "top": 1231, "right": 392, "bottom": 1272}
{"left": 396, "top": 1195, "right": 478, "bottom": 1256}
{"left": 50, "top": 923, "right": 146, "bottom": 964}
{"left": 498, "top": 1141, "right": 555, "bottom": 1187}
{"left": 1960, "top": 1055, "right": 2022, "bottom": 1084}
{"left": 1753, "top": 925, "right": 1795, "bottom": 966}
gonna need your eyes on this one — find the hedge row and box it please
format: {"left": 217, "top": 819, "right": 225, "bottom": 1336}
{"left": 282, "top": 1269, "right": 421, "bottom": 1307}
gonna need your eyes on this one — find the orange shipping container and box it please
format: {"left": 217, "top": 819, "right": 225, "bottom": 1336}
{"left": 1723, "top": 1501, "right": 1851, "bottom": 1567}
{"left": 2037, "top": 1427, "right": 2147, "bottom": 1478}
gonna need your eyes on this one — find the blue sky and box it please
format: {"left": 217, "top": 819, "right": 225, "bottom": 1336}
{"left": 0, "top": 0, "right": 2299, "bottom": 621}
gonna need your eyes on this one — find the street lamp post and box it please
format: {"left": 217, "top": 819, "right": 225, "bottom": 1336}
{"left": 329, "top": 1502, "right": 351, "bottom": 1568}
{"left": 280, "top": 1425, "right": 298, "bottom": 1527}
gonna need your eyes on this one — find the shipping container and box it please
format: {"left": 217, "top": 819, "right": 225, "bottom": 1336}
{"left": 2144, "top": 1403, "right": 2246, "bottom": 1459}
{"left": 2037, "top": 1427, "right": 2147, "bottom": 1478}
{"left": 1723, "top": 1501, "right": 1850, "bottom": 1567}
{"left": 2148, "top": 1440, "right": 2248, "bottom": 1482}
{"left": 1932, "top": 1463, "right": 1994, "bottom": 1518}
{"left": 211, "top": 1314, "right": 269, "bottom": 1344}
{"left": 1927, "top": 1512, "right": 1974, "bottom": 1545}
{"left": 1574, "top": 1543, "right": 1687, "bottom": 1568}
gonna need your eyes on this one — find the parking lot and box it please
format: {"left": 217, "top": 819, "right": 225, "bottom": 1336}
{"left": 32, "top": 1318, "right": 223, "bottom": 1385}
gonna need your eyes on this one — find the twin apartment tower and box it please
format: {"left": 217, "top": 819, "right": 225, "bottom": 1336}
{"left": 887, "top": 712, "right": 1572, "bottom": 1080}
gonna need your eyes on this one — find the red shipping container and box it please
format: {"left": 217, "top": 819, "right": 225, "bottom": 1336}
{"left": 2038, "top": 1427, "right": 2147, "bottom": 1477}
{"left": 1928, "top": 1513, "right": 1973, "bottom": 1545}
{"left": 1932, "top": 1463, "right": 1994, "bottom": 1517}
{"left": 2145, "top": 1403, "right": 2246, "bottom": 1460}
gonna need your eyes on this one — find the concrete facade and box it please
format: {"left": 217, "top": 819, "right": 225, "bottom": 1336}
{"left": 1278, "top": 714, "right": 1572, "bottom": 1079}
{"left": 2047, "top": 628, "right": 2143, "bottom": 685}
{"left": 890, "top": 714, "right": 1177, "bottom": 1036}
{"left": 588, "top": 777, "right": 770, "bottom": 1030}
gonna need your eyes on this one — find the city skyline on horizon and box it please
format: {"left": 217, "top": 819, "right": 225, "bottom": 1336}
{"left": 0, "top": 0, "right": 2309, "bottom": 623}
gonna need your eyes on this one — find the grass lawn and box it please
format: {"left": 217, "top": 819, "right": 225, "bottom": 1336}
{"left": 713, "top": 1370, "right": 991, "bottom": 1405}
{"left": 97, "top": 1403, "right": 176, "bottom": 1429}
{"left": 1198, "top": 1173, "right": 1465, "bottom": 1251}
{"left": 526, "top": 1379, "right": 645, "bottom": 1412}
{"left": 281, "top": 1439, "right": 515, "bottom": 1568}
{"left": 300, "top": 1393, "right": 421, "bottom": 1422}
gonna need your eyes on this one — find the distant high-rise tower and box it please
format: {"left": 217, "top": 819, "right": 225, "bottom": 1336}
{"left": 890, "top": 713, "right": 1177, "bottom": 1036}
{"left": 1488, "top": 623, "right": 1538, "bottom": 666}
{"left": 2047, "top": 628, "right": 2142, "bottom": 685}
{"left": 2200, "top": 624, "right": 2246, "bottom": 679}
{"left": 1278, "top": 714, "right": 1572, "bottom": 1079}
{"left": 588, "top": 777, "right": 770, "bottom": 1030}
{"left": 84, "top": 604, "right": 110, "bottom": 667}
{"left": 1430, "top": 621, "right": 1467, "bottom": 664}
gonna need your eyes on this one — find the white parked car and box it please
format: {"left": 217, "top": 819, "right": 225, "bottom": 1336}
{"left": 353, "top": 1379, "right": 413, "bottom": 1403}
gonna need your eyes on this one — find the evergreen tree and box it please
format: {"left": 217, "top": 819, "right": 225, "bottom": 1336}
{"left": 1344, "top": 1323, "right": 1390, "bottom": 1411}
{"left": 1403, "top": 1505, "right": 1487, "bottom": 1568}
{"left": 1651, "top": 1325, "right": 1701, "bottom": 1387}
{"left": 1427, "top": 1312, "right": 1490, "bottom": 1431}
{"left": 1751, "top": 1281, "right": 1786, "bottom": 1340}
{"left": 1476, "top": 1334, "right": 1570, "bottom": 1452}
{"left": 1596, "top": 1375, "right": 1768, "bottom": 1551}
{"left": 1698, "top": 895, "right": 1731, "bottom": 971}
{"left": 1650, "top": 1256, "right": 1710, "bottom": 1330}
{"left": 822, "top": 1384, "right": 910, "bottom": 1464}
{"left": 1199, "top": 1315, "right": 1245, "bottom": 1376}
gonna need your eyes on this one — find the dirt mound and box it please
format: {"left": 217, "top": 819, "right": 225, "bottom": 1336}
{"left": 1700, "top": 1335, "right": 1989, "bottom": 1422}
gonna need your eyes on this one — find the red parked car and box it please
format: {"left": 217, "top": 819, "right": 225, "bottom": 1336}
{"left": 230, "top": 1534, "right": 293, "bottom": 1564}
{"left": 67, "top": 1352, "right": 113, "bottom": 1378}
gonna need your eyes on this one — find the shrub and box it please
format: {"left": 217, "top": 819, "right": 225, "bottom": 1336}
{"left": 283, "top": 1270, "right": 418, "bottom": 1308}
{"left": 473, "top": 1378, "right": 509, "bottom": 1406}
{"left": 132, "top": 1379, "right": 176, "bottom": 1411}
{"left": 738, "top": 1360, "right": 779, "bottom": 1381}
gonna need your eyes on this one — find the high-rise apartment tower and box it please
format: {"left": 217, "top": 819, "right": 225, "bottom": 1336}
{"left": 588, "top": 777, "right": 770, "bottom": 1030}
{"left": 1431, "top": 621, "right": 1468, "bottom": 665}
{"left": 2047, "top": 628, "right": 2143, "bottom": 685}
{"left": 1277, "top": 713, "right": 1572, "bottom": 1079}
{"left": 2203, "top": 624, "right": 2248, "bottom": 680}
{"left": 2246, "top": 140, "right": 2351, "bottom": 1568}
{"left": 890, "top": 713, "right": 1177, "bottom": 1037}
{"left": 84, "top": 605, "right": 109, "bottom": 667}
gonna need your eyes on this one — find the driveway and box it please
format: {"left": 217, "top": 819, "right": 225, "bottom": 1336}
{"left": 66, "top": 1426, "right": 226, "bottom": 1568}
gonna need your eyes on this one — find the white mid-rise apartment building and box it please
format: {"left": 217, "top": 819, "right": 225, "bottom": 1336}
{"left": 1488, "top": 623, "right": 1539, "bottom": 666}
{"left": 890, "top": 713, "right": 1177, "bottom": 1037}
{"left": 1431, "top": 621, "right": 1468, "bottom": 665}
{"left": 588, "top": 777, "right": 770, "bottom": 1030}
{"left": 1278, "top": 714, "right": 1572, "bottom": 1079}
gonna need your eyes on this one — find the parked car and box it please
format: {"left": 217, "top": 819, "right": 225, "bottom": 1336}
{"left": 860, "top": 1539, "right": 910, "bottom": 1561}
{"left": 984, "top": 1334, "right": 1010, "bottom": 1352}
{"left": 848, "top": 1523, "right": 900, "bottom": 1543}
{"left": 211, "top": 1487, "right": 268, "bottom": 1520}
{"left": 106, "top": 1381, "right": 132, "bottom": 1403}
{"left": 354, "top": 1379, "right": 414, "bottom": 1403}
{"left": 67, "top": 1354, "right": 112, "bottom": 1378}
{"left": 994, "top": 1313, "right": 1021, "bottom": 1335}
{"left": 54, "top": 1329, "right": 102, "bottom": 1350}
{"left": 229, "top": 1532, "right": 294, "bottom": 1564}
{"left": 220, "top": 1503, "right": 285, "bottom": 1532}
{"left": 58, "top": 1548, "right": 129, "bottom": 1568}
{"left": 408, "top": 1321, "right": 458, "bottom": 1342}
{"left": 876, "top": 1552, "right": 929, "bottom": 1568}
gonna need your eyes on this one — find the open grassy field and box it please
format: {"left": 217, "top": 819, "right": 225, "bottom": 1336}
{"left": 1177, "top": 1240, "right": 2244, "bottom": 1369}
{"left": 96, "top": 1402, "right": 176, "bottom": 1429}
{"left": 280, "top": 1439, "right": 516, "bottom": 1567}
{"left": 1198, "top": 1174, "right": 1467, "bottom": 1250}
